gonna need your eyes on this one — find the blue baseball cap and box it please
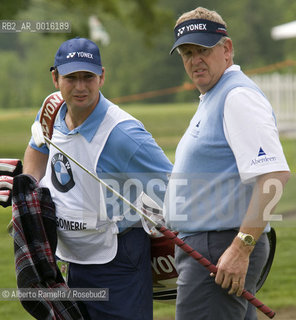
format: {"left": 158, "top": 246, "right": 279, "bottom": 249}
{"left": 170, "top": 19, "right": 228, "bottom": 54}
{"left": 51, "top": 37, "right": 102, "bottom": 75}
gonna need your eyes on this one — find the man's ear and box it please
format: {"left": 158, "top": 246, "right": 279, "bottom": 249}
{"left": 99, "top": 67, "right": 105, "bottom": 87}
{"left": 51, "top": 70, "right": 59, "bottom": 89}
{"left": 224, "top": 38, "right": 233, "bottom": 62}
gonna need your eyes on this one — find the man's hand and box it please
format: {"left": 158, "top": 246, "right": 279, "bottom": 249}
{"left": 212, "top": 171, "right": 290, "bottom": 296}
{"left": 211, "top": 238, "right": 253, "bottom": 296}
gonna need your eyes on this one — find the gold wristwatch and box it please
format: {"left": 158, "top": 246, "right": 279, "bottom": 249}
{"left": 237, "top": 232, "right": 256, "bottom": 246}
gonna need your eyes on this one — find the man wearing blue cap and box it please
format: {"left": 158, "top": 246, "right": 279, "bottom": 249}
{"left": 164, "top": 7, "right": 290, "bottom": 320}
{"left": 23, "top": 37, "right": 172, "bottom": 319}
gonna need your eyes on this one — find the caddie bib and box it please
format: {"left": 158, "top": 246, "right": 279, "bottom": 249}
{"left": 40, "top": 104, "right": 136, "bottom": 264}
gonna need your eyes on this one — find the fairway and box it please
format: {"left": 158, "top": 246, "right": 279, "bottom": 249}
{"left": 0, "top": 105, "right": 295, "bottom": 319}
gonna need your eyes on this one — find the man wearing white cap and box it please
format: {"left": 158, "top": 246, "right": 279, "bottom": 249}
{"left": 164, "top": 7, "right": 290, "bottom": 320}
{"left": 23, "top": 37, "right": 172, "bottom": 319}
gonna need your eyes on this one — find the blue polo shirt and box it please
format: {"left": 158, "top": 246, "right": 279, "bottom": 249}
{"left": 30, "top": 92, "right": 172, "bottom": 231}
{"left": 164, "top": 71, "right": 271, "bottom": 237}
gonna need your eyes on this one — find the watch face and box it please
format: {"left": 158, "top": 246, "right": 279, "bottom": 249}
{"left": 244, "top": 235, "right": 253, "bottom": 244}
{"left": 237, "top": 232, "right": 255, "bottom": 246}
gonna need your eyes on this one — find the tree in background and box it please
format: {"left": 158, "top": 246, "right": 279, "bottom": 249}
{"left": 0, "top": 0, "right": 30, "bottom": 19}
{"left": 1, "top": 0, "right": 296, "bottom": 108}
{"left": 0, "top": 0, "right": 173, "bottom": 108}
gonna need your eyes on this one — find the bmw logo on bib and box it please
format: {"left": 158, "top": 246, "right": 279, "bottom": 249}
{"left": 51, "top": 153, "right": 75, "bottom": 192}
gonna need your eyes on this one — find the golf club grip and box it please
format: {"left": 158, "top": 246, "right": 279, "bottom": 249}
{"left": 156, "top": 225, "right": 275, "bottom": 319}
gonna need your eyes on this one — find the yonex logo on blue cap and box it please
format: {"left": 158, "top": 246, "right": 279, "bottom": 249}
{"left": 177, "top": 27, "right": 185, "bottom": 37}
{"left": 67, "top": 52, "right": 76, "bottom": 59}
{"left": 176, "top": 22, "right": 208, "bottom": 38}
{"left": 174, "top": 19, "right": 227, "bottom": 40}
{"left": 66, "top": 52, "right": 94, "bottom": 59}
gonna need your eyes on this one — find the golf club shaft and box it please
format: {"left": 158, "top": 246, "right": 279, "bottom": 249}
{"left": 45, "top": 135, "right": 275, "bottom": 318}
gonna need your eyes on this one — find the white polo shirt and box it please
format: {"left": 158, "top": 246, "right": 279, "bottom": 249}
{"left": 201, "top": 65, "right": 289, "bottom": 182}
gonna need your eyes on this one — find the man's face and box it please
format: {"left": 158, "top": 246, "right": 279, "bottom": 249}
{"left": 178, "top": 39, "right": 232, "bottom": 94}
{"left": 52, "top": 69, "right": 104, "bottom": 112}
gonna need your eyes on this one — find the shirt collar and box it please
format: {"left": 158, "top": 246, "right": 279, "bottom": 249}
{"left": 199, "top": 64, "right": 241, "bottom": 101}
{"left": 55, "top": 91, "right": 109, "bottom": 142}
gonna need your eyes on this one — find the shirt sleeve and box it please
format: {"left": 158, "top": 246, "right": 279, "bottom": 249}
{"left": 97, "top": 120, "right": 173, "bottom": 204}
{"left": 223, "top": 87, "right": 290, "bottom": 183}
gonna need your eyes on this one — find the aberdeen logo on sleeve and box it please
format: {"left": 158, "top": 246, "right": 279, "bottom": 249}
{"left": 251, "top": 147, "right": 277, "bottom": 166}
{"left": 51, "top": 153, "right": 75, "bottom": 192}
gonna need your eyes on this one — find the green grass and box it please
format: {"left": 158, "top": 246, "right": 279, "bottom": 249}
{"left": 0, "top": 104, "right": 295, "bottom": 319}
{"left": 0, "top": 109, "right": 36, "bottom": 159}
